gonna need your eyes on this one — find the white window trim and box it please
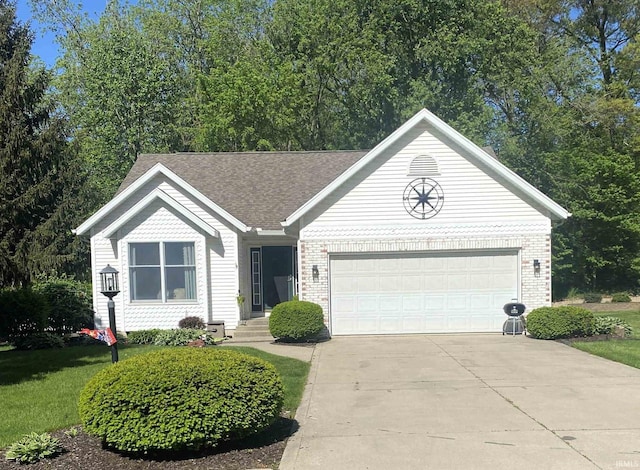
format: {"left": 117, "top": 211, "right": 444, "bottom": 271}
{"left": 128, "top": 241, "right": 198, "bottom": 304}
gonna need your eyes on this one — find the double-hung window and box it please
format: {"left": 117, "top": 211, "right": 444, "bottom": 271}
{"left": 129, "top": 242, "right": 197, "bottom": 301}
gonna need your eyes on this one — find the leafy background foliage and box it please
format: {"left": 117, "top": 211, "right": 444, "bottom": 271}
{"left": 2, "top": 0, "right": 640, "bottom": 295}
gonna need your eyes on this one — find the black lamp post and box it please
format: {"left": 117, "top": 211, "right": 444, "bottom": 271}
{"left": 99, "top": 264, "right": 120, "bottom": 363}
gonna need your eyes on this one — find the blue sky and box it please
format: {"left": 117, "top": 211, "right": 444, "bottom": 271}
{"left": 15, "top": 1, "right": 108, "bottom": 66}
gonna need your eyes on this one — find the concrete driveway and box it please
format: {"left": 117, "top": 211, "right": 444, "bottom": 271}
{"left": 280, "top": 335, "right": 640, "bottom": 470}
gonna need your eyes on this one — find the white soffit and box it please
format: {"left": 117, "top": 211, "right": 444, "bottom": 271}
{"left": 102, "top": 188, "right": 220, "bottom": 239}
{"left": 74, "top": 163, "right": 248, "bottom": 235}
{"left": 281, "top": 109, "right": 570, "bottom": 226}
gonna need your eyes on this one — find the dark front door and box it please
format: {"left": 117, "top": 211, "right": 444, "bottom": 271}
{"left": 262, "top": 246, "right": 293, "bottom": 309}
{"left": 251, "top": 246, "right": 295, "bottom": 312}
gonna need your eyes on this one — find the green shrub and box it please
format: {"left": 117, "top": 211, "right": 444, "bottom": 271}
{"left": 0, "top": 288, "right": 49, "bottom": 341}
{"left": 79, "top": 348, "right": 284, "bottom": 452}
{"left": 126, "top": 329, "right": 164, "bottom": 345}
{"left": 178, "top": 316, "right": 205, "bottom": 329}
{"left": 611, "top": 292, "right": 632, "bottom": 303}
{"left": 12, "top": 332, "right": 65, "bottom": 350}
{"left": 153, "top": 328, "right": 211, "bottom": 346}
{"left": 269, "top": 300, "right": 324, "bottom": 341}
{"left": 526, "top": 306, "right": 595, "bottom": 339}
{"left": 5, "top": 432, "right": 62, "bottom": 464}
{"left": 594, "top": 316, "right": 633, "bottom": 336}
{"left": 33, "top": 277, "right": 94, "bottom": 334}
{"left": 583, "top": 292, "right": 602, "bottom": 303}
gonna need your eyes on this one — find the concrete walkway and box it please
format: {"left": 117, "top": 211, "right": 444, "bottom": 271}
{"left": 280, "top": 335, "right": 640, "bottom": 470}
{"left": 223, "top": 340, "right": 315, "bottom": 362}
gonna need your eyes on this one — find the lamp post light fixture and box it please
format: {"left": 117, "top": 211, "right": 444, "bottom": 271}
{"left": 99, "top": 265, "right": 120, "bottom": 363}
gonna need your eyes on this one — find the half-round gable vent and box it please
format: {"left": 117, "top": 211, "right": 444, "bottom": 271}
{"left": 408, "top": 155, "right": 440, "bottom": 176}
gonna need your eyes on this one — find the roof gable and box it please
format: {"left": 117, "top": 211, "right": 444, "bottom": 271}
{"left": 74, "top": 163, "right": 248, "bottom": 235}
{"left": 282, "top": 109, "right": 570, "bottom": 226}
{"left": 102, "top": 188, "right": 220, "bottom": 238}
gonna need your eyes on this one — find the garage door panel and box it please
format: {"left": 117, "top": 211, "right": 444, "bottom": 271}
{"left": 332, "top": 295, "right": 356, "bottom": 313}
{"left": 379, "top": 295, "right": 402, "bottom": 312}
{"left": 402, "top": 295, "right": 423, "bottom": 311}
{"left": 400, "top": 257, "right": 423, "bottom": 271}
{"left": 424, "top": 295, "right": 445, "bottom": 310}
{"left": 493, "top": 273, "right": 516, "bottom": 288}
{"left": 330, "top": 251, "right": 518, "bottom": 335}
{"left": 379, "top": 275, "right": 401, "bottom": 291}
{"left": 469, "top": 294, "right": 493, "bottom": 309}
{"left": 380, "top": 317, "right": 402, "bottom": 332}
{"left": 355, "top": 276, "right": 379, "bottom": 293}
{"left": 446, "top": 274, "right": 469, "bottom": 290}
{"left": 357, "top": 296, "right": 379, "bottom": 313}
{"left": 447, "top": 294, "right": 470, "bottom": 310}
{"left": 403, "top": 317, "right": 426, "bottom": 332}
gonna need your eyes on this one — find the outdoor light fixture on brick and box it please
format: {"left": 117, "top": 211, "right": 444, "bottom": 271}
{"left": 312, "top": 265, "right": 319, "bottom": 281}
{"left": 100, "top": 264, "right": 120, "bottom": 363}
{"left": 533, "top": 259, "right": 541, "bottom": 276}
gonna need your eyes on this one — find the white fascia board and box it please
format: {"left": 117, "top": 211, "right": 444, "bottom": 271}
{"left": 255, "top": 228, "right": 287, "bottom": 236}
{"left": 102, "top": 188, "right": 220, "bottom": 239}
{"left": 75, "top": 163, "right": 248, "bottom": 235}
{"left": 282, "top": 109, "right": 570, "bottom": 226}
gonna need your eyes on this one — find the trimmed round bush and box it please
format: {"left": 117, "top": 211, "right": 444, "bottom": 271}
{"left": 79, "top": 348, "right": 284, "bottom": 453}
{"left": 178, "top": 316, "right": 206, "bottom": 329}
{"left": 526, "top": 306, "right": 595, "bottom": 339}
{"left": 611, "top": 292, "right": 632, "bottom": 303}
{"left": 269, "top": 300, "right": 324, "bottom": 341}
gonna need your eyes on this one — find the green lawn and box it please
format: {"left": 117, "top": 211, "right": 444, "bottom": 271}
{"left": 572, "top": 309, "right": 640, "bottom": 367}
{"left": 0, "top": 344, "right": 310, "bottom": 448}
{"left": 573, "top": 339, "right": 640, "bottom": 369}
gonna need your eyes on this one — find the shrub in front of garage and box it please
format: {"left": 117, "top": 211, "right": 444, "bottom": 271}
{"left": 269, "top": 300, "right": 324, "bottom": 341}
{"left": 526, "top": 306, "right": 595, "bottom": 339}
{"left": 79, "top": 348, "right": 284, "bottom": 453}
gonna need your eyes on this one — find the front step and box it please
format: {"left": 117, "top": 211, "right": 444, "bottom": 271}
{"left": 230, "top": 317, "right": 274, "bottom": 342}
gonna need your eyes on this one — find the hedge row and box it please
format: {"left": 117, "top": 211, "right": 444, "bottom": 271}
{"left": 0, "top": 277, "right": 93, "bottom": 343}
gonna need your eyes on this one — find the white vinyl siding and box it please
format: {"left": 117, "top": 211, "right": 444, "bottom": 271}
{"left": 302, "top": 122, "right": 549, "bottom": 235}
{"left": 330, "top": 251, "right": 518, "bottom": 335}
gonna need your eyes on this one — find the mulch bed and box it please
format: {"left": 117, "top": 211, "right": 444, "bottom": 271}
{"left": 556, "top": 333, "right": 622, "bottom": 345}
{"left": 0, "top": 417, "right": 297, "bottom": 470}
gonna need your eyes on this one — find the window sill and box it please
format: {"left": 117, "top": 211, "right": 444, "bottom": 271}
{"left": 128, "top": 300, "right": 199, "bottom": 305}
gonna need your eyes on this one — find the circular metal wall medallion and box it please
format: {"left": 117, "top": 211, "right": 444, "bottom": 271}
{"left": 402, "top": 177, "right": 444, "bottom": 219}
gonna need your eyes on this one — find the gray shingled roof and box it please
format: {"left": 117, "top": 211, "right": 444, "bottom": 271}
{"left": 118, "top": 151, "right": 368, "bottom": 230}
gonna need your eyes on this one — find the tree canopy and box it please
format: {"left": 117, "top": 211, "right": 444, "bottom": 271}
{"left": 8, "top": 0, "right": 640, "bottom": 295}
{"left": 0, "top": 0, "right": 89, "bottom": 286}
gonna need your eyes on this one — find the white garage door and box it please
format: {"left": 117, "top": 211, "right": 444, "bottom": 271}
{"left": 330, "top": 251, "right": 518, "bottom": 335}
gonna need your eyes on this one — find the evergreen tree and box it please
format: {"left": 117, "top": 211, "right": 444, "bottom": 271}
{"left": 0, "top": 0, "right": 89, "bottom": 286}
